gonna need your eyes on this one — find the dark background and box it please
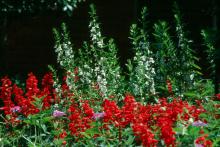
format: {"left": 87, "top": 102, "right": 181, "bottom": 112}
{"left": 0, "top": 0, "right": 219, "bottom": 80}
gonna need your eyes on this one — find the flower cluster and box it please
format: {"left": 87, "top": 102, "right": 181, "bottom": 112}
{"left": 129, "top": 23, "right": 156, "bottom": 101}
{"left": 0, "top": 73, "right": 210, "bottom": 146}
{"left": 102, "top": 95, "right": 206, "bottom": 146}
{"left": 195, "top": 134, "right": 212, "bottom": 147}
{"left": 0, "top": 73, "right": 57, "bottom": 121}
{"left": 0, "top": 76, "right": 19, "bottom": 124}
{"left": 68, "top": 101, "right": 94, "bottom": 138}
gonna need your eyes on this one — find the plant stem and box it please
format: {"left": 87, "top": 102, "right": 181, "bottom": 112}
{"left": 118, "top": 126, "right": 122, "bottom": 146}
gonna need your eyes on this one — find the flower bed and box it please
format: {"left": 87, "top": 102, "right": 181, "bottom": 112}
{"left": 0, "top": 73, "right": 218, "bottom": 146}
{"left": 1, "top": 3, "right": 220, "bottom": 147}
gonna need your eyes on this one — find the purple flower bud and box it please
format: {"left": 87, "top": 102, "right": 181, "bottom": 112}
{"left": 92, "top": 112, "right": 105, "bottom": 120}
{"left": 53, "top": 110, "right": 66, "bottom": 117}
{"left": 192, "top": 120, "right": 207, "bottom": 127}
{"left": 10, "top": 106, "right": 21, "bottom": 113}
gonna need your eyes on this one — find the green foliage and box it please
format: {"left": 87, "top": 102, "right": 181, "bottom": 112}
{"left": 52, "top": 3, "right": 216, "bottom": 102}
{"left": 53, "top": 23, "right": 79, "bottom": 94}
{"left": 173, "top": 3, "right": 202, "bottom": 93}
{"left": 174, "top": 125, "right": 201, "bottom": 146}
{"left": 146, "top": 4, "right": 204, "bottom": 97}
{"left": 127, "top": 6, "right": 156, "bottom": 103}
{"left": 53, "top": 23, "right": 75, "bottom": 70}
{"left": 0, "top": 0, "right": 86, "bottom": 15}
{"left": 0, "top": 109, "right": 55, "bottom": 147}
{"left": 201, "top": 29, "right": 217, "bottom": 79}
{"left": 173, "top": 99, "right": 220, "bottom": 146}
{"left": 153, "top": 21, "right": 178, "bottom": 89}
{"left": 183, "top": 79, "right": 215, "bottom": 101}
{"left": 89, "top": 4, "right": 105, "bottom": 50}
{"left": 198, "top": 100, "right": 220, "bottom": 146}
{"left": 53, "top": 4, "right": 124, "bottom": 105}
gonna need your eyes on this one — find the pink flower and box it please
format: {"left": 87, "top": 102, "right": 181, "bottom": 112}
{"left": 195, "top": 143, "right": 204, "bottom": 147}
{"left": 53, "top": 110, "right": 66, "bottom": 117}
{"left": 10, "top": 106, "right": 21, "bottom": 112}
{"left": 192, "top": 120, "right": 207, "bottom": 127}
{"left": 92, "top": 112, "right": 105, "bottom": 120}
{"left": 0, "top": 107, "right": 6, "bottom": 111}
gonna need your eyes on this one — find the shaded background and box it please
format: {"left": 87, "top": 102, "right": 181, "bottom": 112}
{"left": 0, "top": 0, "right": 219, "bottom": 80}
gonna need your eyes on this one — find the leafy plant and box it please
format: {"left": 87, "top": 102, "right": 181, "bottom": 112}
{"left": 153, "top": 21, "right": 178, "bottom": 94}
{"left": 127, "top": 7, "right": 156, "bottom": 103}
{"left": 173, "top": 3, "right": 202, "bottom": 93}
{"left": 201, "top": 29, "right": 218, "bottom": 93}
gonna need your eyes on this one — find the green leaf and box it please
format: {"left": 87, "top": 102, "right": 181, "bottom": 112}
{"left": 41, "top": 124, "right": 49, "bottom": 134}
{"left": 188, "top": 126, "right": 200, "bottom": 137}
{"left": 51, "top": 130, "right": 61, "bottom": 136}
{"left": 80, "top": 132, "right": 91, "bottom": 138}
{"left": 191, "top": 63, "right": 201, "bottom": 70}
{"left": 42, "top": 116, "right": 53, "bottom": 123}
{"left": 125, "top": 135, "right": 135, "bottom": 145}
{"left": 53, "top": 138, "right": 63, "bottom": 146}
{"left": 183, "top": 92, "right": 198, "bottom": 98}
{"left": 213, "top": 137, "right": 220, "bottom": 146}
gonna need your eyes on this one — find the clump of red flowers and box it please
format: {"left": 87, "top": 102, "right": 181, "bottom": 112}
{"left": 215, "top": 93, "right": 220, "bottom": 100}
{"left": 195, "top": 133, "right": 212, "bottom": 147}
{"left": 0, "top": 73, "right": 55, "bottom": 119}
{"left": 0, "top": 72, "right": 212, "bottom": 147}
{"left": 68, "top": 100, "right": 94, "bottom": 138}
